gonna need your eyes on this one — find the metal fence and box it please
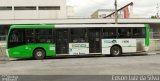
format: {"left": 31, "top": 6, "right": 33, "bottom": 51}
{"left": 0, "top": 35, "right": 6, "bottom": 41}
{"left": 149, "top": 39, "right": 160, "bottom": 51}
{"left": 149, "top": 32, "right": 160, "bottom": 51}
{"left": 0, "top": 40, "right": 7, "bottom": 59}
{"left": 150, "top": 32, "right": 160, "bottom": 39}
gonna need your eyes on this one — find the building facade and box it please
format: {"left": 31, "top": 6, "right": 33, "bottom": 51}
{"left": 67, "top": 6, "right": 75, "bottom": 17}
{"left": 91, "top": 2, "right": 133, "bottom": 19}
{"left": 0, "top": 0, "right": 67, "bottom": 19}
{"left": 91, "top": 9, "right": 115, "bottom": 19}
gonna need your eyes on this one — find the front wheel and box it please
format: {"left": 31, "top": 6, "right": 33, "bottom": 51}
{"left": 33, "top": 49, "right": 46, "bottom": 60}
{"left": 110, "top": 46, "right": 122, "bottom": 57}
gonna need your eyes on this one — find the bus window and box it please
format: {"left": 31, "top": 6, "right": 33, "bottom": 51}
{"left": 103, "top": 28, "right": 117, "bottom": 38}
{"left": 132, "top": 28, "right": 146, "bottom": 38}
{"left": 35, "top": 29, "right": 53, "bottom": 43}
{"left": 25, "top": 29, "right": 35, "bottom": 43}
{"left": 8, "top": 29, "right": 25, "bottom": 48}
{"left": 118, "top": 28, "right": 131, "bottom": 38}
{"left": 70, "top": 28, "right": 87, "bottom": 43}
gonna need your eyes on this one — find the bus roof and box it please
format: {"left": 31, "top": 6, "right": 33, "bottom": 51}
{"left": 55, "top": 24, "right": 145, "bottom": 28}
{"left": 10, "top": 24, "right": 146, "bottom": 29}
{"left": 10, "top": 24, "right": 55, "bottom": 29}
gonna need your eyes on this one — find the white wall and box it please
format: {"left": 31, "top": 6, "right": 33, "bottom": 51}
{"left": 0, "top": 11, "right": 14, "bottom": 19}
{"left": 0, "top": 0, "right": 67, "bottom": 19}
{"left": 12, "top": 0, "right": 37, "bottom": 6}
{"left": 67, "top": 6, "right": 75, "bottom": 17}
{"left": 91, "top": 11, "right": 98, "bottom": 19}
{"left": 14, "top": 11, "right": 38, "bottom": 19}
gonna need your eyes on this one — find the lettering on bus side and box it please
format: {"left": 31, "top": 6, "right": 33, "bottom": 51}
{"left": 122, "top": 40, "right": 129, "bottom": 43}
{"left": 72, "top": 44, "right": 87, "bottom": 48}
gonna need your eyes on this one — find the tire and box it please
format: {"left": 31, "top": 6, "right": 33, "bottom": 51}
{"left": 110, "top": 46, "right": 122, "bottom": 57}
{"left": 33, "top": 49, "right": 46, "bottom": 60}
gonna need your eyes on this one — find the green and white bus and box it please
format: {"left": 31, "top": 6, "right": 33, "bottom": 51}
{"left": 6, "top": 24, "right": 150, "bottom": 60}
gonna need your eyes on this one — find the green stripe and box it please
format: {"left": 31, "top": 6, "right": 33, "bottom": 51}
{"left": 102, "top": 46, "right": 136, "bottom": 48}
{"left": 102, "top": 47, "right": 111, "bottom": 48}
{"left": 122, "top": 46, "right": 136, "bottom": 47}
{"left": 145, "top": 24, "right": 150, "bottom": 47}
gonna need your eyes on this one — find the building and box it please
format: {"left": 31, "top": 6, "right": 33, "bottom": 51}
{"left": 67, "top": 6, "right": 75, "bottom": 18}
{"left": 91, "top": 9, "right": 115, "bottom": 19}
{"left": 91, "top": 2, "right": 133, "bottom": 19}
{"left": 0, "top": 0, "right": 67, "bottom": 19}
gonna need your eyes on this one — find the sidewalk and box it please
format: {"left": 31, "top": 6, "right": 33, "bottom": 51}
{"left": 147, "top": 51, "right": 160, "bottom": 55}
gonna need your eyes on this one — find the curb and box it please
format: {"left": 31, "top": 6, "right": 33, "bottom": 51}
{"left": 147, "top": 52, "right": 160, "bottom": 55}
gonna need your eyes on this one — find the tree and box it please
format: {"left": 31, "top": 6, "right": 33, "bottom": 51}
{"left": 151, "top": 16, "right": 157, "bottom": 19}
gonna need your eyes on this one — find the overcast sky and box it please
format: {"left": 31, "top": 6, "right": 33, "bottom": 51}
{"left": 67, "top": 0, "right": 160, "bottom": 18}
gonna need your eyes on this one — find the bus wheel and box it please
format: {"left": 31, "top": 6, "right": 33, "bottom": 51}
{"left": 110, "top": 46, "right": 121, "bottom": 57}
{"left": 33, "top": 49, "right": 46, "bottom": 60}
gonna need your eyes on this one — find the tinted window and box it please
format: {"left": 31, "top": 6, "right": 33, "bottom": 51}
{"left": 103, "top": 28, "right": 117, "bottom": 38}
{"left": 70, "top": 28, "right": 87, "bottom": 43}
{"left": 25, "top": 29, "right": 35, "bottom": 43}
{"left": 0, "top": 6, "right": 12, "bottom": 10}
{"left": 8, "top": 29, "right": 25, "bottom": 48}
{"left": 14, "top": 6, "right": 36, "bottom": 10}
{"left": 39, "top": 6, "right": 60, "bottom": 10}
{"left": 132, "top": 28, "right": 146, "bottom": 38}
{"left": 118, "top": 28, "right": 131, "bottom": 38}
{"left": 35, "top": 29, "right": 53, "bottom": 43}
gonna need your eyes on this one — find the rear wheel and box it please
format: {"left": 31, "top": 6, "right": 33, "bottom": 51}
{"left": 110, "top": 46, "right": 122, "bottom": 57}
{"left": 33, "top": 49, "right": 45, "bottom": 60}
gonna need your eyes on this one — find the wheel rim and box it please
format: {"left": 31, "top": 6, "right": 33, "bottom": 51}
{"left": 113, "top": 49, "right": 120, "bottom": 55}
{"left": 37, "top": 51, "right": 43, "bottom": 57}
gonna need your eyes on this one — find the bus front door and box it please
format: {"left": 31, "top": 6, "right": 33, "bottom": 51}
{"left": 88, "top": 29, "right": 101, "bottom": 53}
{"left": 56, "top": 29, "right": 69, "bottom": 54}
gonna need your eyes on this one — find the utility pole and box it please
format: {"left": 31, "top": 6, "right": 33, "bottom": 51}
{"left": 156, "top": 3, "right": 159, "bottom": 18}
{"left": 115, "top": 0, "right": 118, "bottom": 24}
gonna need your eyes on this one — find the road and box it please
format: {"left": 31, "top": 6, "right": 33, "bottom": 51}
{"left": 0, "top": 54, "right": 160, "bottom": 75}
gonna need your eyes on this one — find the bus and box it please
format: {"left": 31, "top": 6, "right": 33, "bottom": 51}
{"left": 6, "top": 24, "right": 150, "bottom": 60}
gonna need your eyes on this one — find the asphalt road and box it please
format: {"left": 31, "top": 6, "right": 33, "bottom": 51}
{"left": 0, "top": 54, "right": 160, "bottom": 75}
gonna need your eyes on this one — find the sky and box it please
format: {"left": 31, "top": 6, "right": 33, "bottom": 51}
{"left": 67, "top": 0, "right": 160, "bottom": 18}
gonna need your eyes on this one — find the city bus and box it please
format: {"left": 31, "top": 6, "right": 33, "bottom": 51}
{"left": 6, "top": 24, "right": 150, "bottom": 60}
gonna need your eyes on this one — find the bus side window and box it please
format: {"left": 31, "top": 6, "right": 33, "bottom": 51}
{"left": 132, "top": 28, "right": 146, "bottom": 38}
{"left": 35, "top": 29, "right": 53, "bottom": 43}
{"left": 25, "top": 29, "right": 35, "bottom": 43}
{"left": 70, "top": 28, "right": 87, "bottom": 43}
{"left": 103, "top": 28, "right": 117, "bottom": 38}
{"left": 118, "top": 28, "right": 131, "bottom": 38}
